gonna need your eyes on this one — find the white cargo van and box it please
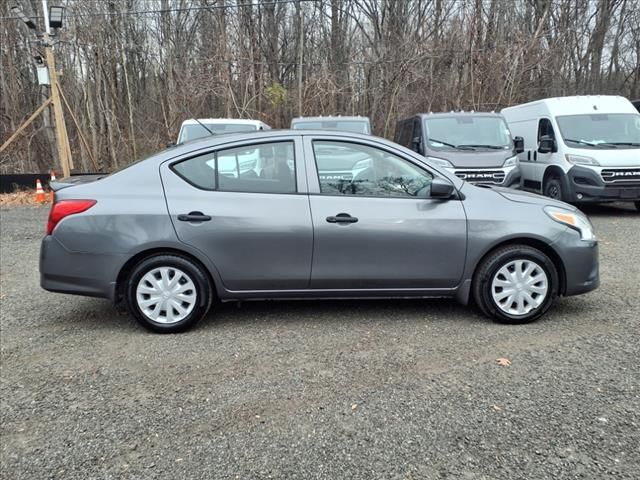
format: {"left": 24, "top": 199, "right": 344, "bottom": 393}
{"left": 502, "top": 96, "right": 640, "bottom": 210}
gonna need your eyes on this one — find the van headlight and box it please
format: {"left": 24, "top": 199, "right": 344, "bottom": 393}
{"left": 566, "top": 154, "right": 600, "bottom": 166}
{"left": 503, "top": 156, "right": 518, "bottom": 167}
{"left": 427, "top": 156, "right": 454, "bottom": 168}
{"left": 544, "top": 207, "right": 596, "bottom": 241}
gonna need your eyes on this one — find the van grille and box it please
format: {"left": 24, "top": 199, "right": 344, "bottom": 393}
{"left": 455, "top": 170, "right": 505, "bottom": 184}
{"left": 601, "top": 169, "right": 640, "bottom": 183}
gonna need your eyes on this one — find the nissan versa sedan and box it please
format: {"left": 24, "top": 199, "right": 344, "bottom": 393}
{"left": 40, "top": 131, "right": 599, "bottom": 333}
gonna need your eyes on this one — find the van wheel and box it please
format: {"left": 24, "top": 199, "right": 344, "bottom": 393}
{"left": 473, "top": 245, "right": 559, "bottom": 324}
{"left": 126, "top": 255, "right": 212, "bottom": 333}
{"left": 544, "top": 176, "right": 564, "bottom": 201}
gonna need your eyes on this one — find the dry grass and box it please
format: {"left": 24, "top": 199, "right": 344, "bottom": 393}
{"left": 0, "top": 189, "right": 51, "bottom": 207}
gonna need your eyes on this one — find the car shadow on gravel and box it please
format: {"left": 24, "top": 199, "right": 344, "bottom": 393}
{"left": 54, "top": 297, "right": 493, "bottom": 334}
{"left": 577, "top": 202, "right": 637, "bottom": 217}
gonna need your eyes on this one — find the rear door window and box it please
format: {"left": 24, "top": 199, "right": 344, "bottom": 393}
{"left": 172, "top": 141, "right": 296, "bottom": 194}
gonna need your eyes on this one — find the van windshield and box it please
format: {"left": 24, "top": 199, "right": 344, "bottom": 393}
{"left": 179, "top": 123, "right": 257, "bottom": 143}
{"left": 424, "top": 116, "right": 512, "bottom": 150}
{"left": 292, "top": 120, "right": 370, "bottom": 134}
{"left": 556, "top": 114, "right": 640, "bottom": 148}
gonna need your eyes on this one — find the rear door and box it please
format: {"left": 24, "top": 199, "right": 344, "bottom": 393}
{"left": 160, "top": 137, "right": 313, "bottom": 291}
{"left": 303, "top": 136, "right": 467, "bottom": 290}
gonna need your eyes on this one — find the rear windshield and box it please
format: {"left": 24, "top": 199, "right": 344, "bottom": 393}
{"left": 292, "top": 120, "right": 370, "bottom": 134}
{"left": 179, "top": 123, "right": 257, "bottom": 143}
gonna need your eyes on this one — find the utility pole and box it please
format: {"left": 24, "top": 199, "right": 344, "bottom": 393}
{"left": 42, "top": 0, "right": 73, "bottom": 177}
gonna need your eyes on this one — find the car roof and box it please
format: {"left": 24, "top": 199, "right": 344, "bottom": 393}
{"left": 291, "top": 116, "right": 370, "bottom": 123}
{"left": 502, "top": 95, "right": 637, "bottom": 116}
{"left": 409, "top": 112, "right": 504, "bottom": 120}
{"left": 180, "top": 118, "right": 268, "bottom": 126}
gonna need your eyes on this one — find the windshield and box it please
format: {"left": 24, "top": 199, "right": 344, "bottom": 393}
{"left": 424, "top": 116, "right": 512, "bottom": 150}
{"left": 179, "top": 123, "right": 257, "bottom": 143}
{"left": 556, "top": 114, "right": 640, "bottom": 148}
{"left": 292, "top": 120, "right": 370, "bottom": 134}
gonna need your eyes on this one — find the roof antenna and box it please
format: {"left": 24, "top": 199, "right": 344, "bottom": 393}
{"left": 194, "top": 118, "right": 215, "bottom": 137}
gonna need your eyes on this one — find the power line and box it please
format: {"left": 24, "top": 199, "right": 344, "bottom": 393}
{"left": 0, "top": 0, "right": 318, "bottom": 21}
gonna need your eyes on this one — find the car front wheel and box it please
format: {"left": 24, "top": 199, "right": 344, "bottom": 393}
{"left": 473, "top": 245, "right": 559, "bottom": 324}
{"left": 126, "top": 255, "right": 212, "bottom": 333}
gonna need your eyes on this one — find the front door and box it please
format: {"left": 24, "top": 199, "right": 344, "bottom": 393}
{"left": 161, "top": 138, "right": 313, "bottom": 291}
{"left": 304, "top": 138, "right": 467, "bottom": 290}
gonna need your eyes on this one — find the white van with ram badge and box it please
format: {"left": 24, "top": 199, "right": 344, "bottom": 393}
{"left": 501, "top": 96, "right": 640, "bottom": 211}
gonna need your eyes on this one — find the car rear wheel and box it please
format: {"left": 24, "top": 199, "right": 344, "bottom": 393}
{"left": 544, "top": 176, "right": 563, "bottom": 201}
{"left": 473, "top": 245, "right": 559, "bottom": 324}
{"left": 126, "top": 255, "right": 212, "bottom": 333}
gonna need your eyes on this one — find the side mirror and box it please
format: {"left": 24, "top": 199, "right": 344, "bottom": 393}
{"left": 430, "top": 177, "right": 455, "bottom": 199}
{"left": 514, "top": 136, "right": 524, "bottom": 154}
{"left": 412, "top": 136, "right": 422, "bottom": 154}
{"left": 538, "top": 135, "right": 556, "bottom": 154}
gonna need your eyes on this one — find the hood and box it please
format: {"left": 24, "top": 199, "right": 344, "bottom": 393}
{"left": 466, "top": 184, "right": 576, "bottom": 210}
{"left": 428, "top": 149, "right": 515, "bottom": 168}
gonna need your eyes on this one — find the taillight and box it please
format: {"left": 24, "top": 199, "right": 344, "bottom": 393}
{"left": 46, "top": 200, "right": 97, "bottom": 235}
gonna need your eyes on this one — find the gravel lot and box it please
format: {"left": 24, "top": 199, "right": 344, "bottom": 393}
{"left": 1, "top": 203, "right": 639, "bottom": 479}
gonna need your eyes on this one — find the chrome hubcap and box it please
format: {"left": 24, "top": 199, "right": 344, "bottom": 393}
{"left": 491, "top": 259, "right": 548, "bottom": 316}
{"left": 136, "top": 267, "right": 197, "bottom": 324}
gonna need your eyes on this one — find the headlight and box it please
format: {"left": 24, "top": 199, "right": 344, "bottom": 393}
{"left": 427, "top": 156, "right": 454, "bottom": 168}
{"left": 503, "top": 156, "right": 518, "bottom": 167}
{"left": 544, "top": 206, "right": 596, "bottom": 241}
{"left": 565, "top": 154, "right": 600, "bottom": 166}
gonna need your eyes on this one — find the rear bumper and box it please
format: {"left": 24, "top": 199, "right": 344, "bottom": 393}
{"left": 566, "top": 166, "right": 640, "bottom": 203}
{"left": 554, "top": 230, "right": 599, "bottom": 296}
{"left": 40, "top": 236, "right": 122, "bottom": 301}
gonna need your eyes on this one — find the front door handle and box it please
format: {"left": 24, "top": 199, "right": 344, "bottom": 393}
{"left": 178, "top": 211, "right": 212, "bottom": 222}
{"left": 326, "top": 213, "right": 358, "bottom": 224}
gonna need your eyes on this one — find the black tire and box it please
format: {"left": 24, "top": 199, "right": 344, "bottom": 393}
{"left": 543, "top": 176, "right": 564, "bottom": 201}
{"left": 472, "top": 245, "right": 559, "bottom": 324}
{"left": 125, "top": 254, "right": 212, "bottom": 333}
{"left": 635, "top": 201, "right": 640, "bottom": 212}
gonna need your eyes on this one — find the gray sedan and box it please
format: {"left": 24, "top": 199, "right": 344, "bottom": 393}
{"left": 40, "top": 131, "right": 599, "bottom": 333}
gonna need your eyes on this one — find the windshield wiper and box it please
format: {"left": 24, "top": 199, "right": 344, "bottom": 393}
{"left": 429, "top": 139, "right": 475, "bottom": 150}
{"left": 456, "top": 144, "right": 505, "bottom": 150}
{"left": 563, "top": 138, "right": 605, "bottom": 147}
{"left": 598, "top": 142, "right": 640, "bottom": 147}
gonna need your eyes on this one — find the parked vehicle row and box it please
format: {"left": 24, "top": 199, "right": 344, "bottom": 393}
{"left": 177, "top": 96, "right": 639, "bottom": 211}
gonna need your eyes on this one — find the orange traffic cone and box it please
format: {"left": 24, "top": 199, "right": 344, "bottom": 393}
{"left": 35, "top": 179, "right": 46, "bottom": 203}
{"left": 50, "top": 170, "right": 57, "bottom": 202}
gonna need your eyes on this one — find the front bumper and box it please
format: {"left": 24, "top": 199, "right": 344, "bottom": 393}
{"left": 566, "top": 165, "right": 640, "bottom": 203}
{"left": 40, "top": 236, "right": 123, "bottom": 301}
{"left": 554, "top": 229, "right": 599, "bottom": 296}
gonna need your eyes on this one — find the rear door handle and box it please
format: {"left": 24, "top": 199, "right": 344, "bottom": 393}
{"left": 326, "top": 213, "right": 358, "bottom": 224}
{"left": 178, "top": 211, "right": 212, "bottom": 222}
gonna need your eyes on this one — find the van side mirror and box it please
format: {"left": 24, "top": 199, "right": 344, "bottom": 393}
{"left": 514, "top": 136, "right": 524, "bottom": 154}
{"left": 430, "top": 177, "right": 455, "bottom": 199}
{"left": 412, "top": 136, "right": 422, "bottom": 154}
{"left": 538, "top": 135, "right": 556, "bottom": 154}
